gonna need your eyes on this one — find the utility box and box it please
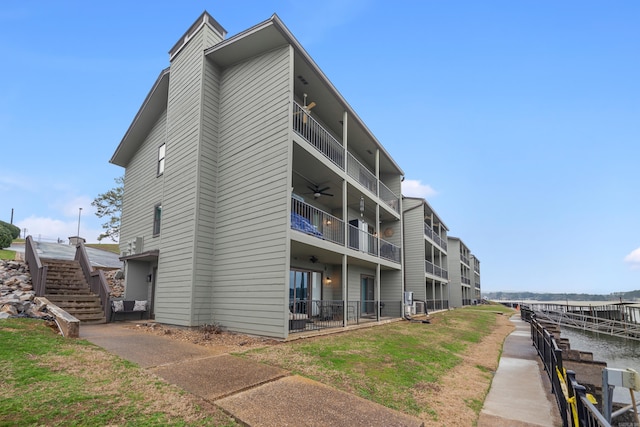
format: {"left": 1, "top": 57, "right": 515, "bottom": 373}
{"left": 403, "top": 291, "right": 414, "bottom": 317}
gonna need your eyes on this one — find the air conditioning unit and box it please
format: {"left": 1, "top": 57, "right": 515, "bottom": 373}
{"left": 126, "top": 237, "right": 144, "bottom": 255}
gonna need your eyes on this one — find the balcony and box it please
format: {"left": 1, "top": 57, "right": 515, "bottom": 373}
{"left": 461, "top": 254, "right": 470, "bottom": 266}
{"left": 379, "top": 181, "right": 400, "bottom": 213}
{"left": 292, "top": 101, "right": 400, "bottom": 214}
{"left": 425, "top": 260, "right": 449, "bottom": 280}
{"left": 293, "top": 102, "right": 344, "bottom": 169}
{"left": 291, "top": 198, "right": 401, "bottom": 264}
{"left": 423, "top": 223, "right": 447, "bottom": 251}
{"left": 291, "top": 197, "right": 344, "bottom": 245}
{"left": 462, "top": 277, "right": 471, "bottom": 285}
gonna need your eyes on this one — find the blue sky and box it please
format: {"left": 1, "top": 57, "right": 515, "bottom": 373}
{"left": 1, "top": 1, "right": 638, "bottom": 294}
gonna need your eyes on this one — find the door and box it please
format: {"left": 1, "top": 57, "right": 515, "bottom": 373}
{"left": 290, "top": 269, "right": 322, "bottom": 316}
{"left": 361, "top": 275, "right": 375, "bottom": 315}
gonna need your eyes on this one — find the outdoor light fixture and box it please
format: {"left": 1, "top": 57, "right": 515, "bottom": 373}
{"left": 326, "top": 276, "right": 332, "bottom": 284}
{"left": 310, "top": 255, "right": 318, "bottom": 263}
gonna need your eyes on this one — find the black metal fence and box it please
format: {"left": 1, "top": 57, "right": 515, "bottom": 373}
{"left": 524, "top": 306, "right": 611, "bottom": 427}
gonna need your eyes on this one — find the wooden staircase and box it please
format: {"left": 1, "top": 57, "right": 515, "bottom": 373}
{"left": 42, "top": 258, "right": 106, "bottom": 324}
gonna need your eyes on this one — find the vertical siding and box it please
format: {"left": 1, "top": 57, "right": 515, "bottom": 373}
{"left": 119, "top": 109, "right": 167, "bottom": 253}
{"left": 447, "top": 239, "right": 463, "bottom": 307}
{"left": 212, "top": 46, "right": 292, "bottom": 338}
{"left": 190, "top": 52, "right": 221, "bottom": 325}
{"left": 155, "top": 24, "right": 222, "bottom": 326}
{"left": 380, "top": 270, "right": 402, "bottom": 306}
{"left": 402, "top": 199, "right": 427, "bottom": 300}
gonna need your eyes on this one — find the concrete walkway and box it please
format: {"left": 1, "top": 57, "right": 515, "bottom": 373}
{"left": 80, "top": 323, "right": 424, "bottom": 427}
{"left": 478, "top": 316, "right": 563, "bottom": 427}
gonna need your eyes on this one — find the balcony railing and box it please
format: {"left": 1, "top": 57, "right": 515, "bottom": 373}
{"left": 379, "top": 181, "right": 400, "bottom": 213}
{"left": 425, "top": 260, "right": 448, "bottom": 279}
{"left": 347, "top": 152, "right": 377, "bottom": 194}
{"left": 423, "top": 224, "right": 447, "bottom": 251}
{"left": 289, "top": 299, "right": 400, "bottom": 333}
{"left": 348, "top": 223, "right": 378, "bottom": 257}
{"left": 462, "top": 277, "right": 471, "bottom": 285}
{"left": 291, "top": 198, "right": 345, "bottom": 245}
{"left": 425, "top": 299, "right": 449, "bottom": 311}
{"left": 293, "top": 102, "right": 344, "bottom": 169}
{"left": 461, "top": 254, "right": 470, "bottom": 266}
{"left": 380, "top": 238, "right": 401, "bottom": 263}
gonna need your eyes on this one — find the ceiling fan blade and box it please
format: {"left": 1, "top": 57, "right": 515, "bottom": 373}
{"left": 317, "top": 186, "right": 330, "bottom": 193}
{"left": 306, "top": 101, "right": 316, "bottom": 110}
{"left": 321, "top": 192, "right": 334, "bottom": 197}
{"left": 303, "top": 114, "right": 308, "bottom": 124}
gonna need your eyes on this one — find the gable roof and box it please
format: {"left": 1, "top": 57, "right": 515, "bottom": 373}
{"left": 110, "top": 68, "right": 169, "bottom": 167}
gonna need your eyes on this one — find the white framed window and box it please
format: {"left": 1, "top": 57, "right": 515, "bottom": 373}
{"left": 157, "top": 143, "right": 166, "bottom": 176}
{"left": 153, "top": 203, "right": 162, "bottom": 236}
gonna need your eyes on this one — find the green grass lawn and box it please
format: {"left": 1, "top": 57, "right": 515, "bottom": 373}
{"left": 0, "top": 319, "right": 237, "bottom": 426}
{"left": 0, "top": 249, "right": 15, "bottom": 260}
{"left": 85, "top": 243, "right": 120, "bottom": 254}
{"left": 242, "top": 304, "right": 514, "bottom": 419}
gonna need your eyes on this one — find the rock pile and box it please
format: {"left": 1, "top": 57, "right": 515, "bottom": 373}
{"left": 0, "top": 260, "right": 52, "bottom": 320}
{"left": 103, "top": 269, "right": 124, "bottom": 297}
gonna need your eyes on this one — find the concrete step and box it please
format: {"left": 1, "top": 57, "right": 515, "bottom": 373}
{"left": 45, "top": 294, "right": 102, "bottom": 303}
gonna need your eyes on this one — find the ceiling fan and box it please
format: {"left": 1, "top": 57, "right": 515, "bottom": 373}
{"left": 295, "top": 93, "right": 316, "bottom": 124}
{"left": 305, "top": 184, "right": 333, "bottom": 199}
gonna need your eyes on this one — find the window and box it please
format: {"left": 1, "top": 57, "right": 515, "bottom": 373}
{"left": 153, "top": 204, "right": 162, "bottom": 236}
{"left": 157, "top": 144, "right": 165, "bottom": 176}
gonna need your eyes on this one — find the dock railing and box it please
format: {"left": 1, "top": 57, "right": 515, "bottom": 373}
{"left": 525, "top": 306, "right": 611, "bottom": 427}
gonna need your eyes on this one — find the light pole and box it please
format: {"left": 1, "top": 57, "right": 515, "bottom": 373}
{"left": 77, "top": 207, "right": 82, "bottom": 238}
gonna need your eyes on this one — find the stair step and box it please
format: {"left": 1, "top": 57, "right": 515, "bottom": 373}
{"left": 45, "top": 294, "right": 102, "bottom": 303}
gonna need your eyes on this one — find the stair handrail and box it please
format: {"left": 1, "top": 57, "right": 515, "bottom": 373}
{"left": 24, "top": 236, "right": 47, "bottom": 296}
{"left": 74, "top": 241, "right": 112, "bottom": 322}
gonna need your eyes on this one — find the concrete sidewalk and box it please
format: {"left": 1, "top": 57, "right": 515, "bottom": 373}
{"left": 478, "top": 316, "right": 563, "bottom": 427}
{"left": 80, "top": 323, "right": 424, "bottom": 427}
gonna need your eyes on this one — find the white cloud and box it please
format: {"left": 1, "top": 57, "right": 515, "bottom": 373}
{"left": 53, "top": 195, "right": 95, "bottom": 218}
{"left": 16, "top": 216, "right": 103, "bottom": 244}
{"left": 624, "top": 248, "right": 640, "bottom": 269}
{"left": 402, "top": 179, "right": 438, "bottom": 199}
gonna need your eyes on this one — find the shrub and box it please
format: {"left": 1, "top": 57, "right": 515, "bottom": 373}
{"left": 0, "top": 226, "right": 12, "bottom": 249}
{"left": 0, "top": 221, "right": 20, "bottom": 239}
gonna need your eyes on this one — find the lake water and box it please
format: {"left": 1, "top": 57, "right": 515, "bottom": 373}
{"left": 559, "top": 326, "right": 640, "bottom": 404}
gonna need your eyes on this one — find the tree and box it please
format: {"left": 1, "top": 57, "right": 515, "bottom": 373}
{"left": 0, "top": 226, "right": 11, "bottom": 249}
{"left": 92, "top": 176, "right": 123, "bottom": 242}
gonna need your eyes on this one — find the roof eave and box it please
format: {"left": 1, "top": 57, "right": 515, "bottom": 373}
{"left": 110, "top": 68, "right": 170, "bottom": 167}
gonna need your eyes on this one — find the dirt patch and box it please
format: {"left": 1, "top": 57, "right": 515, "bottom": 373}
{"left": 125, "top": 322, "right": 280, "bottom": 353}
{"left": 414, "top": 313, "right": 514, "bottom": 426}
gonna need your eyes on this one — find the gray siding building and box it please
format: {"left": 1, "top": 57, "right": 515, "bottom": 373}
{"left": 402, "top": 197, "right": 449, "bottom": 311}
{"left": 110, "top": 12, "right": 404, "bottom": 339}
{"left": 446, "top": 237, "right": 473, "bottom": 307}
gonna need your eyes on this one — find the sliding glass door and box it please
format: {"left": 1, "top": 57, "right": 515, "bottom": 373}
{"left": 290, "top": 269, "right": 322, "bottom": 316}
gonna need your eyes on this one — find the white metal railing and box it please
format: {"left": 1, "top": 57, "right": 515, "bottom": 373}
{"left": 462, "top": 277, "right": 471, "bottom": 285}
{"left": 293, "top": 102, "right": 344, "bottom": 169}
{"left": 379, "top": 181, "right": 400, "bottom": 213}
{"left": 291, "top": 198, "right": 345, "bottom": 245}
{"left": 380, "top": 238, "right": 401, "bottom": 263}
{"left": 461, "top": 254, "right": 470, "bottom": 266}
{"left": 423, "top": 223, "right": 447, "bottom": 251}
{"left": 348, "top": 223, "right": 378, "bottom": 257}
{"left": 425, "top": 260, "right": 448, "bottom": 279}
{"left": 347, "top": 152, "right": 377, "bottom": 195}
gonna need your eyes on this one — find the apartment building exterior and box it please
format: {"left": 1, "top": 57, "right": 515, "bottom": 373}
{"left": 110, "top": 12, "right": 404, "bottom": 339}
{"left": 471, "top": 255, "right": 481, "bottom": 301}
{"left": 446, "top": 236, "right": 473, "bottom": 307}
{"left": 402, "top": 197, "right": 449, "bottom": 312}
